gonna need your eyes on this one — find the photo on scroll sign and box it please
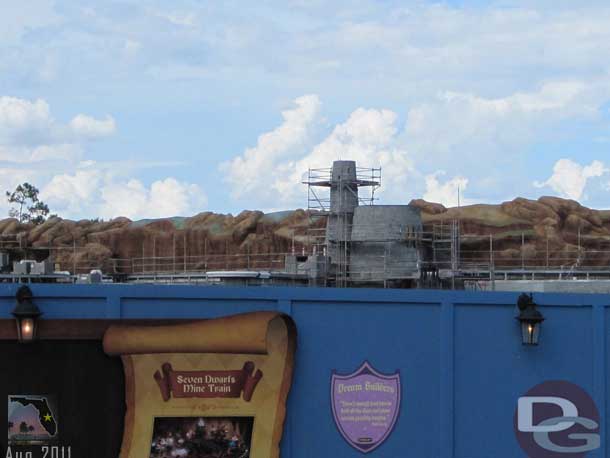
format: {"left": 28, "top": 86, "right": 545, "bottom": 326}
{"left": 149, "top": 416, "right": 254, "bottom": 458}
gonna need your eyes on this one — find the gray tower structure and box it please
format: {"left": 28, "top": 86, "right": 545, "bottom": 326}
{"left": 303, "top": 160, "right": 380, "bottom": 286}
{"left": 349, "top": 205, "right": 422, "bottom": 284}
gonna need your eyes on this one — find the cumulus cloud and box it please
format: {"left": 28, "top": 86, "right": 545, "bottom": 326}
{"left": 0, "top": 96, "right": 53, "bottom": 143}
{"left": 222, "top": 95, "right": 417, "bottom": 208}
{"left": 274, "top": 107, "right": 413, "bottom": 203}
{"left": 221, "top": 94, "right": 461, "bottom": 208}
{"left": 423, "top": 172, "right": 470, "bottom": 207}
{"left": 99, "top": 177, "right": 205, "bottom": 219}
{"left": 70, "top": 114, "right": 116, "bottom": 138}
{"left": 221, "top": 94, "right": 322, "bottom": 200}
{"left": 396, "top": 80, "right": 610, "bottom": 203}
{"left": 0, "top": 96, "right": 117, "bottom": 163}
{"left": 405, "top": 81, "right": 607, "bottom": 161}
{"left": 42, "top": 167, "right": 103, "bottom": 217}
{"left": 42, "top": 163, "right": 207, "bottom": 220}
{"left": 534, "top": 159, "right": 608, "bottom": 200}
{"left": 0, "top": 96, "right": 206, "bottom": 220}
{"left": 223, "top": 85, "right": 610, "bottom": 209}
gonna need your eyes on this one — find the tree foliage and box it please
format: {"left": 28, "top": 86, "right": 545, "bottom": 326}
{"left": 5, "top": 183, "right": 50, "bottom": 225}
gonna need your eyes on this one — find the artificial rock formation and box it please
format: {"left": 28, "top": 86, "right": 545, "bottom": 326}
{"left": 410, "top": 196, "right": 610, "bottom": 268}
{"left": 0, "top": 210, "right": 316, "bottom": 274}
{"left": 2, "top": 196, "right": 610, "bottom": 274}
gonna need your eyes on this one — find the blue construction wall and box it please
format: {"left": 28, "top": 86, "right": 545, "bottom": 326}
{"left": 0, "top": 284, "right": 607, "bottom": 458}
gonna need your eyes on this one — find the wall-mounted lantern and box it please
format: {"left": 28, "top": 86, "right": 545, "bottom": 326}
{"left": 516, "top": 293, "right": 544, "bottom": 345}
{"left": 12, "top": 285, "right": 42, "bottom": 343}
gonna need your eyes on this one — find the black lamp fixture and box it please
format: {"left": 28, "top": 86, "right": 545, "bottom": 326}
{"left": 516, "top": 293, "right": 544, "bottom": 345}
{"left": 12, "top": 285, "right": 42, "bottom": 343}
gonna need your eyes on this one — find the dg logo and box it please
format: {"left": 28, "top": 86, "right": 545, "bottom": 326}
{"left": 514, "top": 380, "right": 600, "bottom": 457}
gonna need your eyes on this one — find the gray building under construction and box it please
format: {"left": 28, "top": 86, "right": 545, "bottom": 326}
{"left": 286, "top": 160, "right": 424, "bottom": 287}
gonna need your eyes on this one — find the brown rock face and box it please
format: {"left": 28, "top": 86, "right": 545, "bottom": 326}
{"left": 415, "top": 196, "right": 610, "bottom": 268}
{"left": 409, "top": 199, "right": 447, "bottom": 215}
{"left": 3, "top": 196, "right": 609, "bottom": 275}
{"left": 3, "top": 210, "right": 313, "bottom": 274}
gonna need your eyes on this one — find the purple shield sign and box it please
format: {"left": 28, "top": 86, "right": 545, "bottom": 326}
{"left": 331, "top": 361, "right": 401, "bottom": 453}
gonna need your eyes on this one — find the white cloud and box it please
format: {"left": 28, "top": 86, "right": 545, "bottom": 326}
{"left": 42, "top": 167, "right": 103, "bottom": 217}
{"left": 0, "top": 96, "right": 117, "bottom": 163}
{"left": 223, "top": 96, "right": 415, "bottom": 208}
{"left": 275, "top": 107, "right": 413, "bottom": 203}
{"left": 0, "top": 96, "right": 52, "bottom": 140}
{"left": 306, "top": 5, "right": 610, "bottom": 91}
{"left": 0, "top": 143, "right": 83, "bottom": 163}
{"left": 70, "top": 114, "right": 116, "bottom": 138}
{"left": 42, "top": 163, "right": 207, "bottom": 220}
{"left": 99, "top": 177, "right": 205, "bottom": 219}
{"left": 221, "top": 94, "right": 322, "bottom": 200}
{"left": 0, "top": 96, "right": 206, "bottom": 220}
{"left": 9, "top": 2, "right": 610, "bottom": 96}
{"left": 405, "top": 81, "right": 606, "bottom": 160}
{"left": 534, "top": 158, "right": 608, "bottom": 200}
{"left": 223, "top": 84, "right": 610, "bottom": 209}
{"left": 423, "top": 171, "right": 470, "bottom": 207}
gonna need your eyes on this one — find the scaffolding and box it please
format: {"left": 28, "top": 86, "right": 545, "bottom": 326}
{"left": 303, "top": 166, "right": 381, "bottom": 211}
{"left": 3, "top": 224, "right": 610, "bottom": 287}
{"left": 302, "top": 161, "right": 460, "bottom": 288}
{"left": 0, "top": 233, "right": 25, "bottom": 250}
{"left": 302, "top": 163, "right": 381, "bottom": 286}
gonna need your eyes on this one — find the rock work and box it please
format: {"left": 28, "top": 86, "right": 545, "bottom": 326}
{"left": 0, "top": 210, "right": 316, "bottom": 274}
{"left": 409, "top": 196, "right": 610, "bottom": 268}
{"left": 1, "top": 196, "right": 609, "bottom": 274}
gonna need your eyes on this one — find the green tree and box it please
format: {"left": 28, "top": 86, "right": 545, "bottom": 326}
{"left": 6, "top": 183, "right": 50, "bottom": 225}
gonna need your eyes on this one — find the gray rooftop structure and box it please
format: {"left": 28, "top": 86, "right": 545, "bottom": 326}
{"left": 349, "top": 205, "right": 422, "bottom": 283}
{"left": 301, "top": 160, "right": 423, "bottom": 286}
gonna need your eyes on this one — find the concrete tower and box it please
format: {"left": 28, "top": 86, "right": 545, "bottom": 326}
{"left": 325, "top": 160, "right": 359, "bottom": 259}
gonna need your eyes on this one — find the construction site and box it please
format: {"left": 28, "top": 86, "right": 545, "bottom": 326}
{"left": 2, "top": 160, "right": 610, "bottom": 292}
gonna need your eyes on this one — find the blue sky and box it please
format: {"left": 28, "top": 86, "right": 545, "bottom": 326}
{"left": 1, "top": 0, "right": 610, "bottom": 219}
